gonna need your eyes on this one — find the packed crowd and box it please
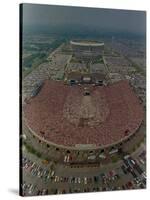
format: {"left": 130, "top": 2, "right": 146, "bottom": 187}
{"left": 24, "top": 80, "right": 144, "bottom": 147}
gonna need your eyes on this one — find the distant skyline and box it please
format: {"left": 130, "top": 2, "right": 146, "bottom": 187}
{"left": 22, "top": 4, "right": 146, "bottom": 36}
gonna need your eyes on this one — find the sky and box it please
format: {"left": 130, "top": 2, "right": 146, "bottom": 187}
{"left": 22, "top": 3, "right": 146, "bottom": 36}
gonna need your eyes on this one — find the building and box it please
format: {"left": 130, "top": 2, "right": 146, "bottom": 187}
{"left": 70, "top": 40, "right": 104, "bottom": 62}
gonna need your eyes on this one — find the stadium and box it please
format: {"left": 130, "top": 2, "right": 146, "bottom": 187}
{"left": 23, "top": 79, "right": 144, "bottom": 164}
{"left": 22, "top": 39, "right": 145, "bottom": 166}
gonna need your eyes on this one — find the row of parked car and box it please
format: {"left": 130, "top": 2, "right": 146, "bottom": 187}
{"left": 49, "top": 169, "right": 120, "bottom": 185}
{"left": 21, "top": 180, "right": 126, "bottom": 196}
{"left": 22, "top": 157, "right": 55, "bottom": 181}
{"left": 21, "top": 181, "right": 48, "bottom": 196}
{"left": 122, "top": 155, "right": 146, "bottom": 188}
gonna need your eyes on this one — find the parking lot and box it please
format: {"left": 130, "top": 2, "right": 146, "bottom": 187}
{"left": 21, "top": 142, "right": 146, "bottom": 196}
